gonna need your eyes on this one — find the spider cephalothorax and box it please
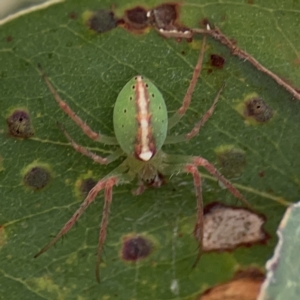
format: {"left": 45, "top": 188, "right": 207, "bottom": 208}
{"left": 35, "top": 36, "right": 249, "bottom": 282}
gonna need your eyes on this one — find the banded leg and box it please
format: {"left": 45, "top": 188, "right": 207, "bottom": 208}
{"left": 57, "top": 122, "right": 123, "bottom": 165}
{"left": 168, "top": 35, "right": 207, "bottom": 129}
{"left": 192, "top": 156, "right": 250, "bottom": 208}
{"left": 184, "top": 164, "right": 203, "bottom": 268}
{"left": 160, "top": 153, "right": 250, "bottom": 267}
{"left": 38, "top": 64, "right": 117, "bottom": 145}
{"left": 96, "top": 178, "right": 114, "bottom": 283}
{"left": 34, "top": 176, "right": 119, "bottom": 259}
{"left": 165, "top": 84, "right": 224, "bottom": 144}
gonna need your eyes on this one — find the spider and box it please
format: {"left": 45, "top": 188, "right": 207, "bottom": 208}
{"left": 35, "top": 35, "right": 249, "bottom": 282}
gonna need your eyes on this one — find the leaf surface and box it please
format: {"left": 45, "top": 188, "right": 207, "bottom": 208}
{"left": 0, "top": 0, "right": 299, "bottom": 299}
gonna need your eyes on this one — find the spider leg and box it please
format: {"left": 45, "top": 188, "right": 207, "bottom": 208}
{"left": 38, "top": 64, "right": 118, "bottom": 145}
{"left": 57, "top": 122, "right": 123, "bottom": 165}
{"left": 161, "top": 154, "right": 249, "bottom": 207}
{"left": 184, "top": 164, "right": 203, "bottom": 268}
{"left": 96, "top": 178, "right": 114, "bottom": 283}
{"left": 158, "top": 153, "right": 250, "bottom": 267}
{"left": 132, "top": 182, "right": 146, "bottom": 195}
{"left": 34, "top": 176, "right": 118, "bottom": 259}
{"left": 191, "top": 156, "right": 250, "bottom": 208}
{"left": 168, "top": 35, "right": 207, "bottom": 130}
{"left": 165, "top": 83, "right": 224, "bottom": 144}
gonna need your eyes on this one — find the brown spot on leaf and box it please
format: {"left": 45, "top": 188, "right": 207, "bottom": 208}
{"left": 123, "top": 6, "right": 149, "bottom": 30}
{"left": 23, "top": 166, "right": 51, "bottom": 191}
{"left": 6, "top": 109, "right": 34, "bottom": 138}
{"left": 201, "top": 202, "right": 269, "bottom": 252}
{"left": 85, "top": 10, "right": 118, "bottom": 33}
{"left": 245, "top": 97, "right": 273, "bottom": 123}
{"left": 6, "top": 36, "right": 13, "bottom": 42}
{"left": 258, "top": 171, "right": 265, "bottom": 177}
{"left": 69, "top": 11, "right": 77, "bottom": 19}
{"left": 148, "top": 3, "right": 190, "bottom": 39}
{"left": 148, "top": 3, "right": 178, "bottom": 30}
{"left": 216, "top": 146, "right": 246, "bottom": 178}
{"left": 121, "top": 234, "right": 153, "bottom": 261}
{"left": 199, "top": 267, "right": 264, "bottom": 300}
{"left": 79, "top": 177, "right": 97, "bottom": 198}
{"left": 210, "top": 54, "right": 225, "bottom": 69}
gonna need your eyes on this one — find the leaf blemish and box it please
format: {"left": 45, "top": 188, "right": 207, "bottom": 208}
{"left": 69, "top": 11, "right": 78, "bottom": 20}
{"left": 121, "top": 234, "right": 153, "bottom": 262}
{"left": 84, "top": 10, "right": 118, "bottom": 34}
{"left": 6, "top": 109, "right": 34, "bottom": 139}
{"left": 244, "top": 97, "right": 273, "bottom": 123}
{"left": 79, "top": 177, "right": 97, "bottom": 198}
{"left": 215, "top": 145, "right": 246, "bottom": 179}
{"left": 148, "top": 3, "right": 179, "bottom": 30}
{"left": 201, "top": 202, "right": 269, "bottom": 252}
{"left": 210, "top": 54, "right": 225, "bottom": 69}
{"left": 123, "top": 6, "right": 149, "bottom": 31}
{"left": 23, "top": 164, "right": 52, "bottom": 191}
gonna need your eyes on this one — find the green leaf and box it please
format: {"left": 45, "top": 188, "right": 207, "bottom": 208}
{"left": 258, "top": 202, "right": 300, "bottom": 300}
{"left": 0, "top": 0, "right": 299, "bottom": 299}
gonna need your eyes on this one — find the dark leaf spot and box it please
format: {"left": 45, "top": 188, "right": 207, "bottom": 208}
{"left": 210, "top": 54, "right": 225, "bottom": 69}
{"left": 122, "top": 235, "right": 153, "bottom": 261}
{"left": 79, "top": 178, "right": 97, "bottom": 198}
{"left": 69, "top": 11, "right": 78, "bottom": 19}
{"left": 23, "top": 166, "right": 51, "bottom": 191}
{"left": 148, "top": 3, "right": 178, "bottom": 30}
{"left": 245, "top": 97, "right": 273, "bottom": 122}
{"left": 87, "top": 10, "right": 118, "bottom": 33}
{"left": 6, "top": 109, "right": 34, "bottom": 138}
{"left": 124, "top": 6, "right": 148, "bottom": 30}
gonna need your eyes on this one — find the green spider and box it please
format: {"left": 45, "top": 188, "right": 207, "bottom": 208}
{"left": 35, "top": 35, "right": 249, "bottom": 282}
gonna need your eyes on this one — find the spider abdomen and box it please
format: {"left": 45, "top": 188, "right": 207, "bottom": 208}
{"left": 113, "top": 76, "right": 168, "bottom": 161}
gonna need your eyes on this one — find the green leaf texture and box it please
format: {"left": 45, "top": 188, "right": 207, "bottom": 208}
{"left": 0, "top": 0, "right": 299, "bottom": 299}
{"left": 259, "top": 202, "right": 300, "bottom": 300}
